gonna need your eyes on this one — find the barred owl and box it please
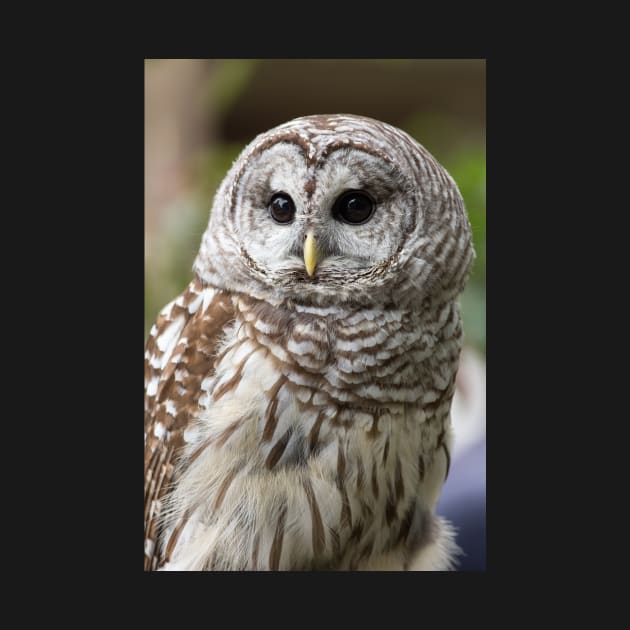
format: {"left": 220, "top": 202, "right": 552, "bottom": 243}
{"left": 144, "top": 114, "right": 474, "bottom": 571}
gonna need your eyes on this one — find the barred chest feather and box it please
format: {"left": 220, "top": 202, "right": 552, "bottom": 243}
{"left": 158, "top": 284, "right": 462, "bottom": 571}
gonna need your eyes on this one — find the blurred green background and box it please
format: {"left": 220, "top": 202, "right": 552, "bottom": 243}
{"left": 145, "top": 59, "right": 485, "bottom": 355}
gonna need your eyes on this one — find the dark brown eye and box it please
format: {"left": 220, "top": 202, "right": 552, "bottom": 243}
{"left": 333, "top": 190, "right": 375, "bottom": 225}
{"left": 269, "top": 193, "right": 295, "bottom": 224}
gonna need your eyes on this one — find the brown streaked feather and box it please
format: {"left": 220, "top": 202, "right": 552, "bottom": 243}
{"left": 385, "top": 489, "right": 397, "bottom": 526}
{"left": 308, "top": 410, "right": 326, "bottom": 453}
{"left": 371, "top": 461, "right": 379, "bottom": 500}
{"left": 269, "top": 503, "right": 288, "bottom": 570}
{"left": 212, "top": 347, "right": 256, "bottom": 401}
{"left": 337, "top": 440, "right": 352, "bottom": 530}
{"left": 356, "top": 456, "right": 365, "bottom": 491}
{"left": 144, "top": 278, "right": 235, "bottom": 571}
{"left": 382, "top": 436, "right": 390, "bottom": 465}
{"left": 216, "top": 416, "right": 247, "bottom": 447}
{"left": 163, "top": 508, "right": 191, "bottom": 565}
{"left": 251, "top": 530, "right": 261, "bottom": 570}
{"left": 262, "top": 377, "right": 287, "bottom": 442}
{"left": 330, "top": 527, "right": 341, "bottom": 561}
{"left": 265, "top": 428, "right": 293, "bottom": 469}
{"left": 214, "top": 468, "right": 240, "bottom": 510}
{"left": 394, "top": 457, "right": 404, "bottom": 502}
{"left": 339, "top": 487, "right": 353, "bottom": 531}
{"left": 442, "top": 443, "right": 451, "bottom": 482}
{"left": 396, "top": 502, "right": 416, "bottom": 545}
{"left": 303, "top": 478, "right": 326, "bottom": 557}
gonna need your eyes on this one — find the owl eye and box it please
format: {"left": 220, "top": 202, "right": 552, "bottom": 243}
{"left": 269, "top": 193, "right": 296, "bottom": 224}
{"left": 333, "top": 190, "right": 375, "bottom": 225}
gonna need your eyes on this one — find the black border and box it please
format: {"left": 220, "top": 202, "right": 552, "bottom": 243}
{"left": 34, "top": 51, "right": 573, "bottom": 605}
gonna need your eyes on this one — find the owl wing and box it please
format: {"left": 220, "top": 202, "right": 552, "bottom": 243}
{"left": 144, "top": 277, "right": 235, "bottom": 571}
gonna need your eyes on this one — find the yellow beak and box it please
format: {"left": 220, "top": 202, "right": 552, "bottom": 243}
{"left": 304, "top": 231, "right": 318, "bottom": 276}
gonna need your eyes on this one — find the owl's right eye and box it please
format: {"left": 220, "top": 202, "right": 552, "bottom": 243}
{"left": 269, "top": 193, "right": 296, "bottom": 224}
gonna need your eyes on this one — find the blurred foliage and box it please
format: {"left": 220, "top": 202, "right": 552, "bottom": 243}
{"left": 445, "top": 148, "right": 486, "bottom": 354}
{"left": 209, "top": 60, "right": 259, "bottom": 115}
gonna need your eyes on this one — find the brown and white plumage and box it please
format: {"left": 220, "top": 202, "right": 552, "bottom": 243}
{"left": 144, "top": 280, "right": 233, "bottom": 569}
{"left": 144, "top": 114, "right": 474, "bottom": 571}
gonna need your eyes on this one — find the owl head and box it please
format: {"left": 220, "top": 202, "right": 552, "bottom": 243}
{"left": 194, "top": 114, "right": 474, "bottom": 308}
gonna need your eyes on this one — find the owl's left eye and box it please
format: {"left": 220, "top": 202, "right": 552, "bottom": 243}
{"left": 269, "top": 193, "right": 296, "bottom": 224}
{"left": 333, "top": 190, "right": 375, "bottom": 225}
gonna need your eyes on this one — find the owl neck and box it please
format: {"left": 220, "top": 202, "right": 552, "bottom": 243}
{"left": 230, "top": 290, "right": 462, "bottom": 410}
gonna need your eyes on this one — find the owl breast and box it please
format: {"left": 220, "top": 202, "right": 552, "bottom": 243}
{"left": 161, "top": 291, "right": 460, "bottom": 570}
